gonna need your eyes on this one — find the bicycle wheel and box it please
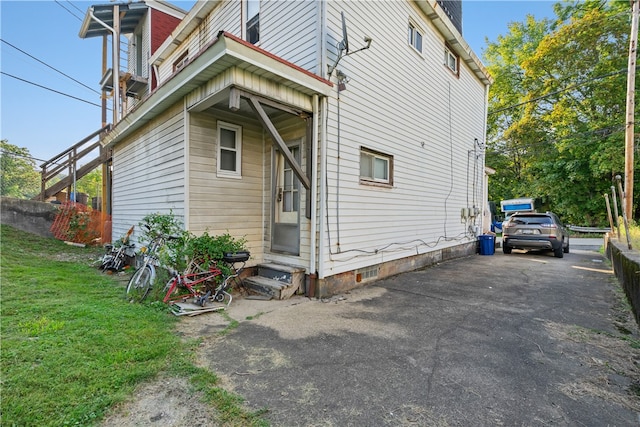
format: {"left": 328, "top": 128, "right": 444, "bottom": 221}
{"left": 126, "top": 265, "right": 154, "bottom": 302}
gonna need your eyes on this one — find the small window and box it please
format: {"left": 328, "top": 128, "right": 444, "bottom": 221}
{"left": 408, "top": 22, "right": 423, "bottom": 53}
{"left": 444, "top": 45, "right": 458, "bottom": 74}
{"left": 360, "top": 147, "right": 393, "bottom": 185}
{"left": 217, "top": 122, "right": 242, "bottom": 178}
{"left": 246, "top": 0, "right": 260, "bottom": 44}
{"left": 173, "top": 50, "right": 189, "bottom": 73}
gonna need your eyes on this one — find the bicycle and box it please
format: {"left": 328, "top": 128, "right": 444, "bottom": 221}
{"left": 163, "top": 251, "right": 250, "bottom": 314}
{"left": 100, "top": 226, "right": 135, "bottom": 273}
{"left": 125, "top": 227, "right": 179, "bottom": 302}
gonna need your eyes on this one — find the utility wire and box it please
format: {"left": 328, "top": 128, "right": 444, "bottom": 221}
{"left": 488, "top": 68, "right": 629, "bottom": 116}
{"left": 54, "top": 0, "right": 83, "bottom": 21}
{"left": 1, "top": 71, "right": 103, "bottom": 109}
{"left": 65, "top": 0, "right": 85, "bottom": 15}
{"left": 1, "top": 39, "right": 100, "bottom": 96}
{"left": 0, "top": 149, "right": 58, "bottom": 165}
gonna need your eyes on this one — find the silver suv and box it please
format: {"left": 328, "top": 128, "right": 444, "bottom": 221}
{"left": 502, "top": 212, "right": 570, "bottom": 258}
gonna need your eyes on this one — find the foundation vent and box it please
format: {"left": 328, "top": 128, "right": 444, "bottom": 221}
{"left": 356, "top": 265, "right": 379, "bottom": 283}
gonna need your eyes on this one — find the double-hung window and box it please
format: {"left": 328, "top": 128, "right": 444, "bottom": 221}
{"left": 360, "top": 147, "right": 393, "bottom": 185}
{"left": 408, "top": 22, "right": 423, "bottom": 53}
{"left": 217, "top": 122, "right": 242, "bottom": 178}
{"left": 444, "top": 45, "right": 459, "bottom": 75}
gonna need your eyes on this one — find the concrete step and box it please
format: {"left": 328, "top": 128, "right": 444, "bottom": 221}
{"left": 243, "top": 275, "right": 297, "bottom": 300}
{"left": 243, "top": 263, "right": 306, "bottom": 300}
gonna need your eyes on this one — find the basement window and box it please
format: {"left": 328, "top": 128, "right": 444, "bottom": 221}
{"left": 360, "top": 147, "right": 393, "bottom": 186}
{"left": 356, "top": 265, "right": 379, "bottom": 283}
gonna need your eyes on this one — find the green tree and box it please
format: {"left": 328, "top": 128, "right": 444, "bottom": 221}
{"left": 75, "top": 168, "right": 102, "bottom": 199}
{"left": 0, "top": 140, "right": 40, "bottom": 199}
{"left": 484, "top": 15, "right": 554, "bottom": 203}
{"left": 484, "top": 0, "right": 637, "bottom": 225}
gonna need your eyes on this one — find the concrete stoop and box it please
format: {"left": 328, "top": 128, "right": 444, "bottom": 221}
{"left": 243, "top": 263, "right": 305, "bottom": 300}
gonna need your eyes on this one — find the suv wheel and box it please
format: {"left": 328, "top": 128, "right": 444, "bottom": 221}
{"left": 563, "top": 241, "right": 570, "bottom": 254}
{"left": 554, "top": 246, "right": 564, "bottom": 258}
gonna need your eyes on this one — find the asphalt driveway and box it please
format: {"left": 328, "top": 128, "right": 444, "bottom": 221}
{"left": 184, "top": 247, "right": 639, "bottom": 426}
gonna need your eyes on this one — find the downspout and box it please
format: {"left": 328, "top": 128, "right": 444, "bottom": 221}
{"left": 310, "top": 94, "right": 319, "bottom": 276}
{"left": 183, "top": 97, "right": 190, "bottom": 230}
{"left": 317, "top": 0, "right": 328, "bottom": 282}
{"left": 89, "top": 5, "right": 120, "bottom": 124}
{"left": 318, "top": 97, "right": 328, "bottom": 281}
{"left": 480, "top": 83, "right": 490, "bottom": 234}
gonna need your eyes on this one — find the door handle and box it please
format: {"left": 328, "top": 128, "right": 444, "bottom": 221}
{"left": 277, "top": 187, "right": 283, "bottom": 202}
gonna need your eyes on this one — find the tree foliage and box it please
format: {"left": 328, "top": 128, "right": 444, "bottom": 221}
{"left": 75, "top": 168, "right": 102, "bottom": 199}
{"left": 0, "top": 140, "right": 40, "bottom": 199}
{"left": 484, "top": 0, "right": 638, "bottom": 225}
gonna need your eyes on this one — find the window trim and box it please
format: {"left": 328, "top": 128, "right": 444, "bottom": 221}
{"left": 217, "top": 121, "right": 242, "bottom": 178}
{"left": 444, "top": 44, "right": 459, "bottom": 76}
{"left": 359, "top": 147, "right": 393, "bottom": 186}
{"left": 172, "top": 50, "right": 189, "bottom": 73}
{"left": 245, "top": 0, "right": 260, "bottom": 44}
{"left": 408, "top": 21, "right": 423, "bottom": 54}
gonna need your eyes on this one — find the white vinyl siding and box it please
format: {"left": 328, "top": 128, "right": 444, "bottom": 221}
{"left": 128, "top": 14, "right": 149, "bottom": 79}
{"left": 259, "top": 1, "right": 318, "bottom": 73}
{"left": 188, "top": 109, "right": 264, "bottom": 263}
{"left": 156, "top": 1, "right": 242, "bottom": 84}
{"left": 111, "top": 102, "right": 186, "bottom": 241}
{"left": 319, "top": 1, "right": 487, "bottom": 275}
{"left": 110, "top": 0, "right": 488, "bottom": 282}
{"left": 156, "top": 0, "right": 318, "bottom": 84}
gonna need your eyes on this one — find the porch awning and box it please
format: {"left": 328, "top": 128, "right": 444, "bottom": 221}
{"left": 100, "top": 31, "right": 333, "bottom": 148}
{"left": 79, "top": 2, "right": 148, "bottom": 38}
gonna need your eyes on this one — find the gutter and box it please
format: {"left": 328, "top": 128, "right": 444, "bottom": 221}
{"left": 416, "top": 0, "right": 493, "bottom": 86}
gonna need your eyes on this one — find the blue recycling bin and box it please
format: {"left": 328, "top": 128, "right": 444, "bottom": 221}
{"left": 478, "top": 234, "right": 495, "bottom": 255}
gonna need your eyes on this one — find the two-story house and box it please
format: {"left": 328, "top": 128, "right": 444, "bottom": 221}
{"left": 79, "top": 0, "right": 492, "bottom": 297}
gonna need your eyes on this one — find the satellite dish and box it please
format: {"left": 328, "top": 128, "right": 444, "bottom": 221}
{"left": 340, "top": 11, "right": 349, "bottom": 53}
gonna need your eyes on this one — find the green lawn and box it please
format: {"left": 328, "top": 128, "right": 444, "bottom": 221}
{"left": 0, "top": 225, "right": 267, "bottom": 426}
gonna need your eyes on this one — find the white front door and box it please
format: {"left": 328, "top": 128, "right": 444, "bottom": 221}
{"left": 271, "top": 141, "right": 301, "bottom": 255}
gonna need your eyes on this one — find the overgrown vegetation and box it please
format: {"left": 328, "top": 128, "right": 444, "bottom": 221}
{"left": 138, "top": 212, "right": 248, "bottom": 276}
{"left": 0, "top": 225, "right": 266, "bottom": 426}
{"left": 616, "top": 219, "right": 640, "bottom": 249}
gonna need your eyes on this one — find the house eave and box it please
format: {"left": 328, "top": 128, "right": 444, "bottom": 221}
{"left": 101, "top": 31, "right": 333, "bottom": 148}
{"left": 150, "top": 0, "right": 219, "bottom": 65}
{"left": 415, "top": 0, "right": 493, "bottom": 86}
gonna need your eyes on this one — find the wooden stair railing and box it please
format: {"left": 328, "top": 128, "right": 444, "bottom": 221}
{"left": 36, "top": 124, "right": 112, "bottom": 202}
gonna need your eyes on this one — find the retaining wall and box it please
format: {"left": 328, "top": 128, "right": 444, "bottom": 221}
{"left": 1, "top": 197, "right": 58, "bottom": 238}
{"left": 606, "top": 236, "right": 640, "bottom": 326}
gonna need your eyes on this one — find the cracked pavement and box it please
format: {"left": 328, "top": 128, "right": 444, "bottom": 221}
{"left": 179, "top": 247, "right": 640, "bottom": 426}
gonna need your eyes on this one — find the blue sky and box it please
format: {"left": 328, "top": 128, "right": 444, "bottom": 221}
{"left": 0, "top": 0, "right": 556, "bottom": 163}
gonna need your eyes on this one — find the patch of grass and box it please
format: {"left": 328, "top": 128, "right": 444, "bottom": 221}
{"left": 246, "top": 311, "right": 266, "bottom": 321}
{"left": 0, "top": 225, "right": 267, "bottom": 426}
{"left": 219, "top": 310, "right": 240, "bottom": 336}
{"left": 1, "top": 225, "right": 180, "bottom": 426}
{"left": 612, "top": 219, "right": 640, "bottom": 249}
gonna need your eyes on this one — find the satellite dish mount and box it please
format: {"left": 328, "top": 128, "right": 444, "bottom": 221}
{"left": 328, "top": 11, "right": 372, "bottom": 76}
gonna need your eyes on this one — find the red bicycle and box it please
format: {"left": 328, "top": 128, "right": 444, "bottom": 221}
{"left": 162, "top": 251, "right": 250, "bottom": 309}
